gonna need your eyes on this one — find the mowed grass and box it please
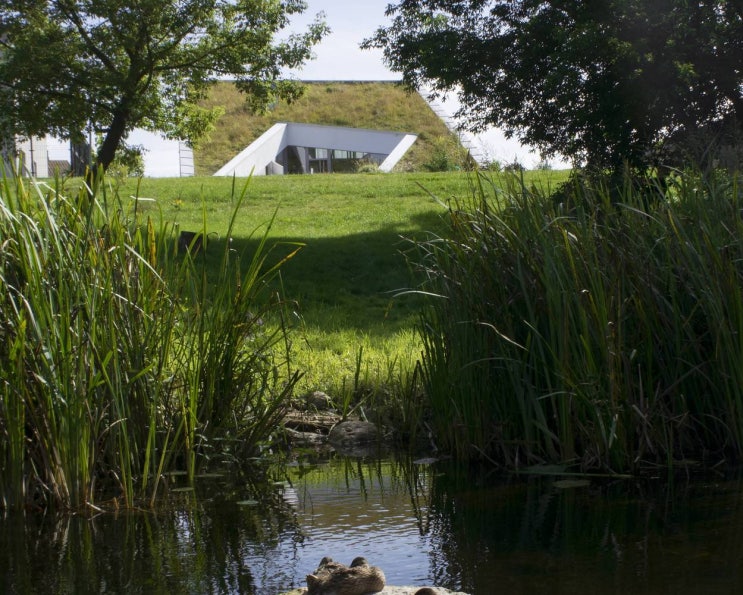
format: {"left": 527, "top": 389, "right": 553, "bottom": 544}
{"left": 115, "top": 170, "right": 570, "bottom": 398}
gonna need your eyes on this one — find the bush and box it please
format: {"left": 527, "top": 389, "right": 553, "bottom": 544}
{"left": 482, "top": 159, "right": 502, "bottom": 172}
{"left": 423, "top": 135, "right": 470, "bottom": 172}
{"left": 355, "top": 161, "right": 380, "bottom": 174}
{"left": 103, "top": 141, "right": 146, "bottom": 179}
{"left": 503, "top": 159, "right": 525, "bottom": 172}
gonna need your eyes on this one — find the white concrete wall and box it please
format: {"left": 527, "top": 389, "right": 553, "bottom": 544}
{"left": 126, "top": 129, "right": 191, "bottom": 177}
{"left": 214, "top": 123, "right": 288, "bottom": 176}
{"left": 16, "top": 136, "right": 48, "bottom": 177}
{"left": 379, "top": 134, "right": 417, "bottom": 172}
{"left": 213, "top": 122, "right": 417, "bottom": 177}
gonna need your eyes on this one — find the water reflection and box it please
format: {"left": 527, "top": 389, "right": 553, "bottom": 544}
{"left": 425, "top": 464, "right": 743, "bottom": 594}
{"left": 1, "top": 457, "right": 743, "bottom": 594}
{"left": 0, "top": 467, "right": 305, "bottom": 594}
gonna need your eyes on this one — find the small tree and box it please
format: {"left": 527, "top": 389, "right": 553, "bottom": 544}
{"left": 105, "top": 141, "right": 146, "bottom": 179}
{"left": 363, "top": 1, "right": 743, "bottom": 173}
{"left": 0, "top": 0, "right": 329, "bottom": 171}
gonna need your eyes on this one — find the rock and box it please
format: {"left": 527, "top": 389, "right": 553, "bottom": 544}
{"left": 277, "top": 587, "right": 470, "bottom": 595}
{"left": 327, "top": 420, "right": 391, "bottom": 457}
{"left": 305, "top": 390, "right": 334, "bottom": 410}
{"left": 283, "top": 427, "right": 327, "bottom": 446}
{"left": 281, "top": 413, "right": 394, "bottom": 454}
{"left": 283, "top": 410, "right": 341, "bottom": 435}
{"left": 327, "top": 421, "right": 381, "bottom": 446}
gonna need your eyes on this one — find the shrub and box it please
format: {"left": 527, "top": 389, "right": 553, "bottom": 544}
{"left": 482, "top": 159, "right": 502, "bottom": 172}
{"left": 503, "top": 159, "right": 525, "bottom": 172}
{"left": 355, "top": 161, "right": 380, "bottom": 174}
{"left": 423, "top": 135, "right": 470, "bottom": 172}
{"left": 102, "top": 141, "right": 146, "bottom": 179}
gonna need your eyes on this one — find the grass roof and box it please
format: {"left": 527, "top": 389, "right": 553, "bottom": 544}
{"left": 194, "top": 81, "right": 459, "bottom": 175}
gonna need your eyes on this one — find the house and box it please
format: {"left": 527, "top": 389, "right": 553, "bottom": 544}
{"left": 213, "top": 122, "right": 417, "bottom": 176}
{"left": 3, "top": 136, "right": 90, "bottom": 177}
{"left": 2, "top": 132, "right": 192, "bottom": 178}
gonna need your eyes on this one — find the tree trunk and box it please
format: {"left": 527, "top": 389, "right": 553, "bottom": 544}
{"left": 83, "top": 107, "right": 130, "bottom": 190}
{"left": 96, "top": 108, "right": 130, "bottom": 171}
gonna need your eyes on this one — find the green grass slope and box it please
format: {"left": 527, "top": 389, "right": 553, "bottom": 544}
{"left": 195, "top": 81, "right": 457, "bottom": 175}
{"left": 116, "top": 170, "right": 570, "bottom": 397}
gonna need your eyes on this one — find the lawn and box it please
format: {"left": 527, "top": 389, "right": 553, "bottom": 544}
{"left": 115, "top": 169, "right": 571, "bottom": 399}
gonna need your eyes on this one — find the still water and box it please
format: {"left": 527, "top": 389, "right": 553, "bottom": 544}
{"left": 1, "top": 454, "right": 743, "bottom": 594}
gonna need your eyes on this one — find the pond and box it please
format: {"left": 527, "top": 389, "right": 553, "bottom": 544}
{"left": 1, "top": 454, "right": 743, "bottom": 594}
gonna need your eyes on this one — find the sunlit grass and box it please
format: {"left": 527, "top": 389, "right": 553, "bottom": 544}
{"left": 112, "top": 170, "right": 570, "bottom": 405}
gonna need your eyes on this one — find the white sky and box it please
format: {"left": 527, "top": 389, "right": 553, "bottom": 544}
{"left": 283, "top": 1, "right": 396, "bottom": 81}
{"left": 130, "top": 1, "right": 567, "bottom": 176}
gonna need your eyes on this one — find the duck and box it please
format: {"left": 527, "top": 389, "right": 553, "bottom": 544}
{"left": 305, "top": 557, "right": 385, "bottom": 595}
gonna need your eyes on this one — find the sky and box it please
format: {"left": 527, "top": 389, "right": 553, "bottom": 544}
{"left": 283, "top": 1, "right": 395, "bottom": 81}
{"left": 132, "top": 1, "right": 565, "bottom": 176}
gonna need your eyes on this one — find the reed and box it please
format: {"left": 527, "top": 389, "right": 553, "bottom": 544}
{"left": 0, "top": 171, "right": 298, "bottom": 510}
{"left": 414, "top": 168, "right": 743, "bottom": 471}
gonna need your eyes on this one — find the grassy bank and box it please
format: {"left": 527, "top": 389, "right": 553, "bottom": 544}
{"left": 117, "top": 171, "right": 569, "bottom": 406}
{"left": 195, "top": 81, "right": 458, "bottom": 175}
{"left": 6, "top": 163, "right": 740, "bottom": 505}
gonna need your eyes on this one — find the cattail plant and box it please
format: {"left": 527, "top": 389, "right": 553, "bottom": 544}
{"left": 413, "top": 169, "right": 743, "bottom": 472}
{"left": 0, "top": 170, "right": 299, "bottom": 510}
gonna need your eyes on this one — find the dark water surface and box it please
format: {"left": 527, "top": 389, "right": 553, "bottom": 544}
{"left": 2, "top": 455, "right": 743, "bottom": 594}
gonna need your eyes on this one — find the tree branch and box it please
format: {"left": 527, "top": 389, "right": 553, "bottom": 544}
{"left": 53, "top": 0, "right": 119, "bottom": 74}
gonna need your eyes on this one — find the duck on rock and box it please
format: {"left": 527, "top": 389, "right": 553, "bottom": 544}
{"left": 303, "top": 557, "right": 455, "bottom": 595}
{"left": 306, "top": 557, "right": 385, "bottom": 595}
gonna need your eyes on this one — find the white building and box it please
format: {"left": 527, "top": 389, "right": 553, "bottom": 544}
{"left": 3, "top": 132, "right": 193, "bottom": 178}
{"left": 3, "top": 123, "right": 416, "bottom": 178}
{"left": 10, "top": 136, "right": 75, "bottom": 177}
{"left": 214, "top": 122, "right": 417, "bottom": 176}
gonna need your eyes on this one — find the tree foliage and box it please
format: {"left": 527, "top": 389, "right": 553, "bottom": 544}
{"left": 0, "top": 0, "right": 328, "bottom": 169}
{"left": 364, "top": 1, "right": 743, "bottom": 172}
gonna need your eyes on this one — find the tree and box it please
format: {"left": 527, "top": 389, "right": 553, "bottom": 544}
{"left": 363, "top": 1, "right": 743, "bottom": 173}
{"left": 0, "top": 0, "right": 329, "bottom": 171}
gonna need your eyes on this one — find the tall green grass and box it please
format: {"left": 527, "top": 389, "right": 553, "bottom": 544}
{"left": 414, "top": 169, "right": 743, "bottom": 471}
{"left": 0, "top": 171, "right": 298, "bottom": 510}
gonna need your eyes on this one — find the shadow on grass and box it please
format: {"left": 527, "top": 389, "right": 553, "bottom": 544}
{"left": 182, "top": 210, "right": 446, "bottom": 339}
